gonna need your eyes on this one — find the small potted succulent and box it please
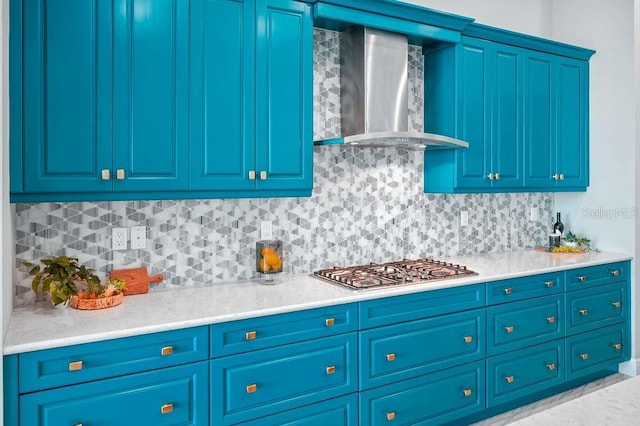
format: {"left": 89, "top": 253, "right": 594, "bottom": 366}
{"left": 23, "top": 256, "right": 126, "bottom": 309}
{"left": 562, "top": 231, "right": 592, "bottom": 251}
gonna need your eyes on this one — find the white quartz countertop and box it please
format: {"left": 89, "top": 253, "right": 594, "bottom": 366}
{"left": 507, "top": 375, "right": 640, "bottom": 425}
{"left": 3, "top": 249, "right": 631, "bottom": 355}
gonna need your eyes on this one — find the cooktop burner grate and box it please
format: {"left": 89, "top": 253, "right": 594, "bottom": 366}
{"left": 313, "top": 258, "right": 477, "bottom": 290}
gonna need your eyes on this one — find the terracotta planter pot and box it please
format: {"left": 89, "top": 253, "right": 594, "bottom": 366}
{"left": 69, "top": 291, "right": 124, "bottom": 310}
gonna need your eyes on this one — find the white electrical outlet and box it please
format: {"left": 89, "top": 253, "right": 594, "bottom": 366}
{"left": 530, "top": 207, "right": 538, "bottom": 221}
{"left": 260, "top": 221, "right": 273, "bottom": 240}
{"left": 130, "top": 226, "right": 147, "bottom": 249}
{"left": 112, "top": 227, "right": 128, "bottom": 250}
{"left": 460, "top": 210, "right": 469, "bottom": 227}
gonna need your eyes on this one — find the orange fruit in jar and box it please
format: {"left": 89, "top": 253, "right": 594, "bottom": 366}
{"left": 258, "top": 257, "right": 271, "bottom": 272}
{"left": 263, "top": 252, "right": 281, "bottom": 269}
{"left": 260, "top": 247, "right": 276, "bottom": 257}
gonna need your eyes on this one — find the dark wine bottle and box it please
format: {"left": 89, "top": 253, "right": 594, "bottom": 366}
{"left": 552, "top": 212, "right": 564, "bottom": 235}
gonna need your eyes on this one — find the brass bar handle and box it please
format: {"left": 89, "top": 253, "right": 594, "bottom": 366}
{"left": 116, "top": 169, "right": 125, "bottom": 180}
{"left": 505, "top": 325, "right": 514, "bottom": 333}
{"left": 463, "top": 336, "right": 473, "bottom": 343}
{"left": 547, "top": 363, "right": 556, "bottom": 371}
{"left": 246, "top": 384, "right": 257, "bottom": 393}
{"left": 68, "top": 361, "right": 83, "bottom": 371}
{"left": 577, "top": 275, "right": 587, "bottom": 282}
{"left": 487, "top": 173, "right": 495, "bottom": 180}
{"left": 579, "top": 309, "right": 588, "bottom": 316}
{"left": 495, "top": 172, "right": 501, "bottom": 180}
{"left": 260, "top": 171, "right": 267, "bottom": 180}
{"left": 612, "top": 301, "right": 621, "bottom": 308}
{"left": 386, "top": 353, "right": 396, "bottom": 362}
{"left": 546, "top": 316, "right": 555, "bottom": 324}
{"left": 248, "top": 170, "right": 256, "bottom": 180}
{"left": 545, "top": 281, "right": 555, "bottom": 288}
{"left": 326, "top": 366, "right": 336, "bottom": 375}
{"left": 325, "top": 318, "right": 335, "bottom": 327}
{"left": 161, "top": 346, "right": 173, "bottom": 356}
{"left": 245, "top": 331, "right": 257, "bottom": 340}
{"left": 505, "top": 376, "right": 515, "bottom": 384}
{"left": 386, "top": 412, "right": 396, "bottom": 421}
{"left": 503, "top": 287, "right": 513, "bottom": 295}
{"left": 101, "top": 169, "right": 110, "bottom": 180}
{"left": 160, "top": 403, "right": 173, "bottom": 414}
{"left": 580, "top": 353, "right": 589, "bottom": 360}
{"left": 463, "top": 389, "right": 472, "bottom": 397}
{"left": 611, "top": 270, "right": 620, "bottom": 277}
{"left": 613, "top": 343, "right": 622, "bottom": 350}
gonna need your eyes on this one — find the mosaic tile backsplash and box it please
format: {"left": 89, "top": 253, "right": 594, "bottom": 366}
{"left": 13, "top": 29, "right": 553, "bottom": 304}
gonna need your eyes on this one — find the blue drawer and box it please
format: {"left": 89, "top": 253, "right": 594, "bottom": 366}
{"left": 565, "top": 262, "right": 628, "bottom": 291}
{"left": 486, "top": 295, "right": 563, "bottom": 355}
{"left": 211, "top": 303, "right": 357, "bottom": 357}
{"left": 359, "top": 284, "right": 485, "bottom": 329}
{"left": 211, "top": 333, "right": 357, "bottom": 424}
{"left": 359, "top": 309, "right": 484, "bottom": 390}
{"left": 20, "top": 361, "right": 208, "bottom": 426}
{"left": 486, "top": 272, "right": 563, "bottom": 305}
{"left": 19, "top": 326, "right": 209, "bottom": 393}
{"left": 566, "top": 282, "right": 627, "bottom": 335}
{"left": 566, "top": 324, "right": 629, "bottom": 381}
{"left": 359, "top": 361, "right": 485, "bottom": 426}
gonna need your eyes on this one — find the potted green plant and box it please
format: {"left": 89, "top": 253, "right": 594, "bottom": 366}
{"left": 562, "top": 231, "right": 592, "bottom": 251}
{"left": 23, "top": 256, "right": 126, "bottom": 309}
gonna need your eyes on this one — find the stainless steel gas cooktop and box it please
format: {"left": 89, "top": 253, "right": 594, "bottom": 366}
{"left": 314, "top": 258, "right": 477, "bottom": 290}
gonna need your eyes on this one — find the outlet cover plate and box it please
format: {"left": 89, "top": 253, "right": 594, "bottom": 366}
{"left": 112, "top": 227, "right": 128, "bottom": 250}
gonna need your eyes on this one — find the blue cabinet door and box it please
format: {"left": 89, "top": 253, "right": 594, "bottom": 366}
{"left": 22, "top": 0, "right": 113, "bottom": 193}
{"left": 113, "top": 0, "right": 190, "bottom": 191}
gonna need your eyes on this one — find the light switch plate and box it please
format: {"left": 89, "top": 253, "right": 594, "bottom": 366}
{"left": 130, "top": 226, "right": 147, "bottom": 249}
{"left": 260, "top": 221, "right": 273, "bottom": 240}
{"left": 460, "top": 210, "right": 469, "bottom": 227}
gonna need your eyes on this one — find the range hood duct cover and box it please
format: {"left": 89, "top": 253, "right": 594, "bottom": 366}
{"left": 314, "top": 26, "right": 468, "bottom": 151}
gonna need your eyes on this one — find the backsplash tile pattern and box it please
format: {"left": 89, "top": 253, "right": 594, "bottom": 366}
{"left": 13, "top": 29, "right": 553, "bottom": 304}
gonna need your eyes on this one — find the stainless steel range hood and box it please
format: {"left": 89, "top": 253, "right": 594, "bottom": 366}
{"left": 314, "top": 26, "right": 468, "bottom": 151}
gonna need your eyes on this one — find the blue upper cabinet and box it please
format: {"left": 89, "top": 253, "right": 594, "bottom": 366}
{"left": 190, "top": 0, "right": 313, "bottom": 196}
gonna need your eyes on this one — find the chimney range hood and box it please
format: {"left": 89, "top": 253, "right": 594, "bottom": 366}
{"left": 314, "top": 26, "right": 468, "bottom": 151}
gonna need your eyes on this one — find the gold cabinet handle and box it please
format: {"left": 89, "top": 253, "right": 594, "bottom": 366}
{"left": 74, "top": 424, "right": 83, "bottom": 426}
{"left": 325, "top": 318, "right": 335, "bottom": 327}
{"left": 161, "top": 346, "right": 173, "bottom": 356}
{"left": 463, "top": 388, "right": 472, "bottom": 397}
{"left": 326, "top": 365, "right": 336, "bottom": 375}
{"left": 505, "top": 325, "right": 514, "bottom": 333}
{"left": 503, "top": 287, "right": 513, "bottom": 295}
{"left": 101, "top": 169, "right": 110, "bottom": 180}
{"left": 577, "top": 275, "right": 587, "bottom": 282}
{"left": 487, "top": 173, "right": 495, "bottom": 180}
{"left": 248, "top": 170, "right": 256, "bottom": 180}
{"left": 260, "top": 171, "right": 267, "bottom": 180}
{"left": 160, "top": 403, "right": 173, "bottom": 414}
{"left": 245, "top": 331, "right": 257, "bottom": 340}
{"left": 579, "top": 309, "right": 588, "bottom": 316}
{"left": 545, "top": 281, "right": 555, "bottom": 288}
{"left": 611, "top": 270, "right": 620, "bottom": 277}
{"left": 552, "top": 173, "right": 560, "bottom": 180}
{"left": 505, "top": 375, "right": 515, "bottom": 384}
{"left": 386, "top": 412, "right": 396, "bottom": 421}
{"left": 116, "top": 169, "right": 125, "bottom": 180}
{"left": 547, "top": 363, "right": 556, "bottom": 371}
{"left": 463, "top": 336, "right": 473, "bottom": 343}
{"left": 386, "top": 353, "right": 396, "bottom": 362}
{"left": 68, "top": 361, "right": 83, "bottom": 371}
{"left": 495, "top": 172, "right": 501, "bottom": 180}
{"left": 546, "top": 316, "right": 555, "bottom": 324}
{"left": 246, "top": 384, "right": 257, "bottom": 393}
{"left": 580, "top": 353, "right": 589, "bottom": 360}
{"left": 612, "top": 301, "right": 621, "bottom": 308}
{"left": 613, "top": 343, "right": 622, "bottom": 350}
{"left": 559, "top": 173, "right": 565, "bottom": 180}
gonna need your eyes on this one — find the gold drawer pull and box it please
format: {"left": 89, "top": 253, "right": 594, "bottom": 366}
{"left": 545, "top": 281, "right": 555, "bottom": 288}
{"left": 326, "top": 365, "right": 336, "bottom": 375}
{"left": 248, "top": 170, "right": 256, "bottom": 180}
{"left": 547, "top": 363, "right": 556, "bottom": 371}
{"left": 579, "top": 309, "right": 588, "bottom": 316}
{"left": 325, "top": 318, "right": 335, "bottom": 327}
{"left": 578, "top": 275, "right": 587, "bottom": 282}
{"left": 612, "top": 301, "right": 621, "bottom": 308}
{"left": 101, "top": 169, "right": 110, "bottom": 180}
{"left": 68, "top": 361, "right": 83, "bottom": 371}
{"left": 74, "top": 424, "right": 83, "bottom": 426}
{"left": 505, "top": 325, "right": 514, "bottom": 333}
{"left": 161, "top": 346, "right": 173, "bottom": 356}
{"left": 160, "top": 403, "right": 173, "bottom": 414}
{"left": 260, "top": 171, "right": 267, "bottom": 180}
{"left": 386, "top": 353, "right": 396, "bottom": 362}
{"left": 503, "top": 287, "right": 513, "bottom": 295}
{"left": 505, "top": 375, "right": 515, "bottom": 384}
{"left": 386, "top": 412, "right": 396, "bottom": 421}
{"left": 245, "top": 331, "right": 257, "bottom": 340}
{"left": 116, "top": 169, "right": 125, "bottom": 180}
{"left": 580, "top": 353, "right": 589, "bottom": 360}
{"left": 613, "top": 343, "right": 622, "bottom": 350}
{"left": 463, "top": 336, "right": 473, "bottom": 343}
{"left": 611, "top": 270, "right": 620, "bottom": 277}
{"left": 246, "top": 384, "right": 257, "bottom": 393}
{"left": 463, "top": 388, "right": 472, "bottom": 397}
{"left": 547, "top": 316, "right": 555, "bottom": 324}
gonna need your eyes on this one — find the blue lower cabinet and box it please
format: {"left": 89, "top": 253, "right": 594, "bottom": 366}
{"left": 566, "top": 282, "right": 627, "bottom": 335}
{"left": 211, "top": 333, "right": 357, "bottom": 424}
{"left": 487, "top": 340, "right": 564, "bottom": 408}
{"left": 237, "top": 393, "right": 358, "bottom": 425}
{"left": 565, "top": 324, "right": 629, "bottom": 381}
{"left": 360, "top": 361, "right": 485, "bottom": 426}
{"left": 20, "top": 361, "right": 208, "bottom": 426}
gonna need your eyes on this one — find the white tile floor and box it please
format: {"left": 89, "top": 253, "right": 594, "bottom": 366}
{"left": 473, "top": 373, "right": 630, "bottom": 425}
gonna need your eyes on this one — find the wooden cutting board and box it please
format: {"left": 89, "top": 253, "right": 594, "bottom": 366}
{"left": 109, "top": 267, "right": 163, "bottom": 295}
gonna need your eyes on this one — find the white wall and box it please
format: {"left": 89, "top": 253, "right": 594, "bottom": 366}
{"left": 0, "top": 0, "right": 9, "bottom": 417}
